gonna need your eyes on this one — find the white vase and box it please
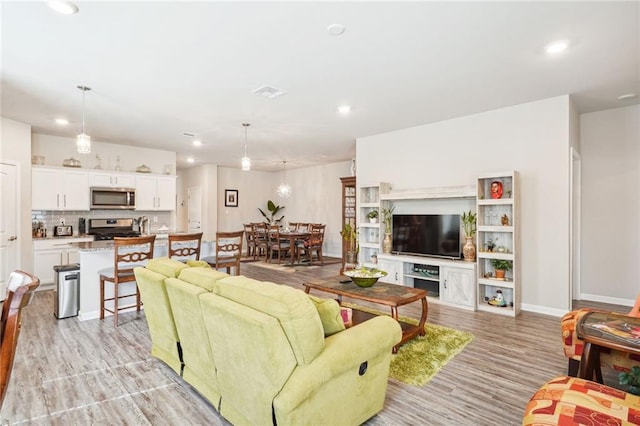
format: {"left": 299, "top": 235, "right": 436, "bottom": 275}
{"left": 463, "top": 237, "right": 476, "bottom": 262}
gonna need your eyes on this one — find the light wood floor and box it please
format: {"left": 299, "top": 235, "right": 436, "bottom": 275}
{"left": 0, "top": 261, "right": 613, "bottom": 425}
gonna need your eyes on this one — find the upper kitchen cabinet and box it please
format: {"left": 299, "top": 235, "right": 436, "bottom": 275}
{"left": 90, "top": 171, "right": 135, "bottom": 188}
{"left": 32, "top": 167, "right": 90, "bottom": 211}
{"left": 135, "top": 175, "right": 176, "bottom": 211}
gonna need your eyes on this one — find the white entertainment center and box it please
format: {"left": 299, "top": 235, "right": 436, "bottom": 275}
{"left": 359, "top": 171, "right": 519, "bottom": 316}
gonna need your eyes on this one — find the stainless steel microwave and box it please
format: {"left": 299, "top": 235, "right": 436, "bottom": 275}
{"left": 90, "top": 187, "right": 136, "bottom": 210}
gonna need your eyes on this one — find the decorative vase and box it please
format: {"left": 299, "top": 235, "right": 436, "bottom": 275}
{"left": 383, "top": 233, "right": 392, "bottom": 254}
{"left": 345, "top": 251, "right": 357, "bottom": 264}
{"left": 463, "top": 236, "right": 476, "bottom": 262}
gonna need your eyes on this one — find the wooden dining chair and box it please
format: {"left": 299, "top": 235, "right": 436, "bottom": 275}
{"left": 1, "top": 270, "right": 40, "bottom": 409}
{"left": 243, "top": 224, "right": 257, "bottom": 259}
{"left": 266, "top": 225, "right": 292, "bottom": 264}
{"left": 205, "top": 231, "right": 244, "bottom": 275}
{"left": 254, "top": 223, "right": 269, "bottom": 261}
{"left": 99, "top": 235, "right": 156, "bottom": 327}
{"left": 297, "top": 224, "right": 326, "bottom": 265}
{"left": 168, "top": 232, "right": 203, "bottom": 261}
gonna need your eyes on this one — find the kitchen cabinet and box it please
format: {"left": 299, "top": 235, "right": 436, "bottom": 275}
{"left": 135, "top": 175, "right": 176, "bottom": 211}
{"left": 90, "top": 171, "right": 135, "bottom": 188}
{"left": 33, "top": 237, "right": 93, "bottom": 286}
{"left": 32, "top": 167, "right": 90, "bottom": 211}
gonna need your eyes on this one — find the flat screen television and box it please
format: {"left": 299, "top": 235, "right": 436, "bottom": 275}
{"left": 391, "top": 214, "right": 462, "bottom": 259}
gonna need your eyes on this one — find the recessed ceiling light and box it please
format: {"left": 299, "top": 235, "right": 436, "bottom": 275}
{"left": 545, "top": 40, "right": 569, "bottom": 55}
{"left": 327, "top": 24, "right": 346, "bottom": 36}
{"left": 338, "top": 105, "right": 351, "bottom": 114}
{"left": 55, "top": 118, "right": 69, "bottom": 125}
{"left": 187, "top": 157, "right": 195, "bottom": 164}
{"left": 618, "top": 93, "right": 638, "bottom": 101}
{"left": 48, "top": 1, "right": 79, "bottom": 15}
{"left": 192, "top": 139, "right": 202, "bottom": 147}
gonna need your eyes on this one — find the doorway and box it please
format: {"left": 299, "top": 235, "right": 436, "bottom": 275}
{"left": 188, "top": 186, "right": 202, "bottom": 233}
{"left": 570, "top": 147, "right": 582, "bottom": 307}
{"left": 0, "top": 162, "right": 19, "bottom": 300}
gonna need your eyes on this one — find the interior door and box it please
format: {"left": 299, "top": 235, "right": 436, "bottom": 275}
{"left": 0, "top": 163, "right": 19, "bottom": 299}
{"left": 188, "top": 186, "right": 202, "bottom": 233}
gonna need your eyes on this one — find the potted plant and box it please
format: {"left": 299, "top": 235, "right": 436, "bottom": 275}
{"left": 367, "top": 210, "right": 379, "bottom": 223}
{"left": 485, "top": 237, "right": 498, "bottom": 252}
{"left": 490, "top": 259, "right": 512, "bottom": 279}
{"left": 381, "top": 206, "right": 395, "bottom": 253}
{"left": 340, "top": 223, "right": 357, "bottom": 264}
{"left": 258, "top": 200, "right": 285, "bottom": 224}
{"left": 461, "top": 210, "right": 477, "bottom": 262}
{"left": 619, "top": 366, "right": 640, "bottom": 395}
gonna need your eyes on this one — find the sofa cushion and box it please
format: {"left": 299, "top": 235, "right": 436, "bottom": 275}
{"left": 178, "top": 267, "right": 229, "bottom": 291}
{"left": 308, "top": 295, "right": 345, "bottom": 337}
{"left": 214, "top": 276, "right": 324, "bottom": 365}
{"left": 185, "top": 260, "right": 211, "bottom": 268}
{"left": 146, "top": 257, "right": 189, "bottom": 278}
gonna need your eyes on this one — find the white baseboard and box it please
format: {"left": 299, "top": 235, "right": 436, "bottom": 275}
{"left": 579, "top": 293, "right": 634, "bottom": 308}
{"left": 520, "top": 303, "right": 568, "bottom": 317}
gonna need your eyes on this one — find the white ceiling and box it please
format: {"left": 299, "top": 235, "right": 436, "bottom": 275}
{"left": 2, "top": 1, "right": 639, "bottom": 171}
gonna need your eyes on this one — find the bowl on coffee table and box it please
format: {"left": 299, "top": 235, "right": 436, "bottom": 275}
{"left": 343, "top": 268, "right": 388, "bottom": 288}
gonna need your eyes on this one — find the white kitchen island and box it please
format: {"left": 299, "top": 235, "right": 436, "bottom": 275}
{"left": 76, "top": 238, "right": 215, "bottom": 321}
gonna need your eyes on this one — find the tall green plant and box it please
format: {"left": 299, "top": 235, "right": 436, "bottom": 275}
{"left": 258, "top": 200, "right": 285, "bottom": 224}
{"left": 340, "top": 223, "right": 357, "bottom": 252}
{"left": 461, "top": 210, "right": 477, "bottom": 237}
{"left": 382, "top": 206, "right": 395, "bottom": 233}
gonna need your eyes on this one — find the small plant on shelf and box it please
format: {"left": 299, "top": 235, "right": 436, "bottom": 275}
{"left": 367, "top": 210, "right": 379, "bottom": 222}
{"left": 485, "top": 238, "right": 498, "bottom": 252}
{"left": 490, "top": 259, "right": 513, "bottom": 279}
{"left": 461, "top": 210, "right": 477, "bottom": 237}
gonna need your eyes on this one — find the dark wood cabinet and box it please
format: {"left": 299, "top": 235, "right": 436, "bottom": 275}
{"left": 340, "top": 176, "right": 356, "bottom": 274}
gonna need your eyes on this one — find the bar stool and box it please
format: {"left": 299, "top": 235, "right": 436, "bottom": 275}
{"left": 202, "top": 231, "right": 244, "bottom": 275}
{"left": 99, "top": 235, "right": 156, "bottom": 327}
{"left": 168, "top": 232, "right": 203, "bottom": 261}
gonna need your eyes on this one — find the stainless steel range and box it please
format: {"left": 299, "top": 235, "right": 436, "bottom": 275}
{"left": 88, "top": 218, "right": 141, "bottom": 241}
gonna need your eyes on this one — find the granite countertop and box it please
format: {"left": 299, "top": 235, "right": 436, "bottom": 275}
{"left": 33, "top": 234, "right": 94, "bottom": 241}
{"left": 75, "top": 238, "right": 214, "bottom": 252}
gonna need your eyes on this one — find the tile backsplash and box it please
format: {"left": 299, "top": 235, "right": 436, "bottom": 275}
{"left": 32, "top": 210, "right": 174, "bottom": 237}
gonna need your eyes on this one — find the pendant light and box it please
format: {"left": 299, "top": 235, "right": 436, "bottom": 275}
{"left": 76, "top": 85, "right": 91, "bottom": 154}
{"left": 241, "top": 123, "right": 251, "bottom": 171}
{"left": 276, "top": 160, "right": 292, "bottom": 198}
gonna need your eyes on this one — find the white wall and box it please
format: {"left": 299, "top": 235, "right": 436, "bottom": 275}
{"left": 357, "top": 96, "right": 572, "bottom": 315}
{"left": 178, "top": 165, "right": 219, "bottom": 241}
{"left": 580, "top": 105, "right": 640, "bottom": 305}
{"left": 32, "top": 134, "right": 176, "bottom": 174}
{"left": 216, "top": 161, "right": 351, "bottom": 257}
{"left": 1, "top": 117, "right": 32, "bottom": 271}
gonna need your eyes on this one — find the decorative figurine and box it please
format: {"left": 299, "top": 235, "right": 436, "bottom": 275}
{"left": 488, "top": 289, "right": 507, "bottom": 307}
{"left": 501, "top": 214, "right": 509, "bottom": 226}
{"left": 490, "top": 180, "right": 503, "bottom": 199}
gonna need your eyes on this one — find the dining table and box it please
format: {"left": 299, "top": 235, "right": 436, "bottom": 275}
{"left": 278, "top": 230, "right": 311, "bottom": 265}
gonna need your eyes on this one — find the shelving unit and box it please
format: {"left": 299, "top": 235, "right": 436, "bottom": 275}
{"left": 357, "top": 182, "right": 390, "bottom": 267}
{"left": 340, "top": 176, "right": 356, "bottom": 273}
{"left": 476, "top": 171, "right": 520, "bottom": 316}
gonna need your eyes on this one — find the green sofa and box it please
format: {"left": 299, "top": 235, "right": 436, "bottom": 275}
{"left": 134, "top": 258, "right": 402, "bottom": 425}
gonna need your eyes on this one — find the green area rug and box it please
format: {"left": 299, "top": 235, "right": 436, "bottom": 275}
{"left": 343, "top": 303, "right": 474, "bottom": 386}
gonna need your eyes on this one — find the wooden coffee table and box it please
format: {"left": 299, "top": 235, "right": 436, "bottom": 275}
{"left": 303, "top": 276, "right": 428, "bottom": 353}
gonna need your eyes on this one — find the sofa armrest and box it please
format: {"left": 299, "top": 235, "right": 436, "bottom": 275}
{"left": 274, "top": 315, "right": 401, "bottom": 412}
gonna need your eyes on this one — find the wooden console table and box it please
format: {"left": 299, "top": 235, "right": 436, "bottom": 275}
{"left": 577, "top": 311, "right": 640, "bottom": 382}
{"left": 303, "top": 276, "right": 428, "bottom": 353}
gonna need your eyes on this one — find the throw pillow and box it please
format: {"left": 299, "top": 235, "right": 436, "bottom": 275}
{"left": 308, "top": 295, "right": 346, "bottom": 336}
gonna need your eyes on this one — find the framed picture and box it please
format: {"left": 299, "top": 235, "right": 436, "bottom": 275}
{"left": 225, "top": 189, "right": 238, "bottom": 207}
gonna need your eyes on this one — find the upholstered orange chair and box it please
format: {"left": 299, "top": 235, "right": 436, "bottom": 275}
{"left": 561, "top": 297, "right": 640, "bottom": 378}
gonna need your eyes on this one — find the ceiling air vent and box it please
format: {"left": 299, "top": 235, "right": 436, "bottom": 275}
{"left": 253, "top": 85, "right": 287, "bottom": 100}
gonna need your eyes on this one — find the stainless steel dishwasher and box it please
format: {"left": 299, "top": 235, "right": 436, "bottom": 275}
{"left": 53, "top": 263, "right": 80, "bottom": 319}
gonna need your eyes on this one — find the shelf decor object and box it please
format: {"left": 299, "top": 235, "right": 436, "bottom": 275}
{"left": 476, "top": 171, "right": 520, "bottom": 316}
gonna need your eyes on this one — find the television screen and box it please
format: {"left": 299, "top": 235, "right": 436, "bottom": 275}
{"left": 391, "top": 214, "right": 461, "bottom": 259}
